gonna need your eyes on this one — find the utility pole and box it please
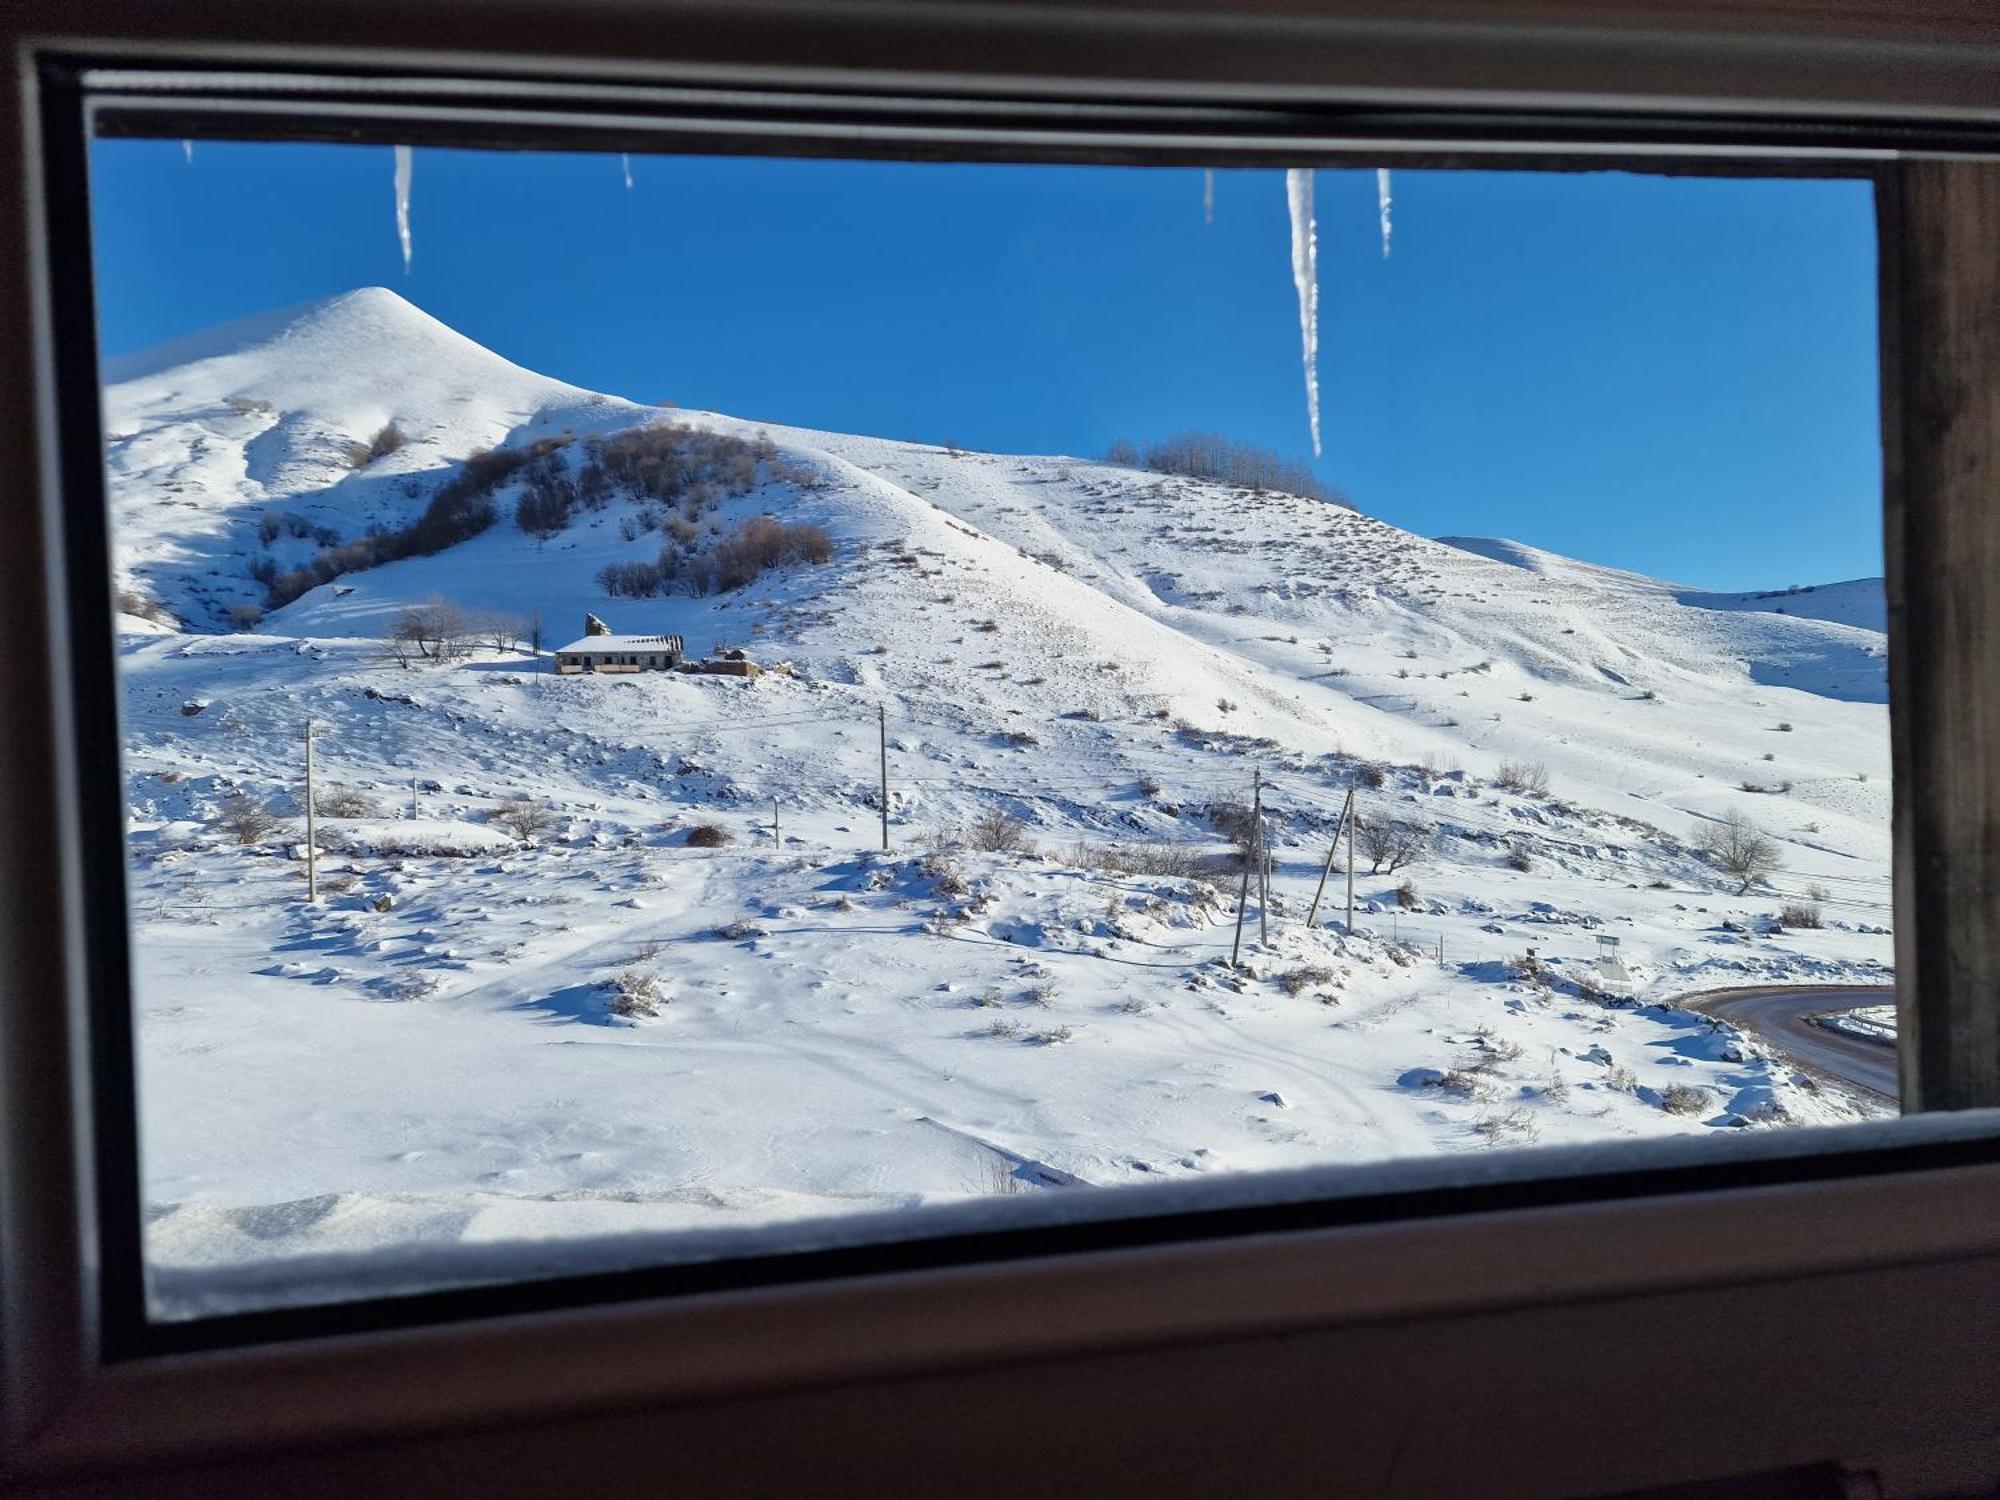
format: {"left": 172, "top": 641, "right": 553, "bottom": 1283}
{"left": 410, "top": 772, "right": 419, "bottom": 822}
{"left": 1230, "top": 837, "right": 1253, "bottom": 970}
{"left": 1345, "top": 777, "right": 1357, "bottom": 934}
{"left": 773, "top": 798, "right": 781, "bottom": 847}
{"left": 1306, "top": 786, "right": 1354, "bottom": 927}
{"left": 878, "top": 704, "right": 890, "bottom": 852}
{"left": 1230, "top": 768, "right": 1261, "bottom": 968}
{"left": 304, "top": 718, "right": 318, "bottom": 903}
{"left": 1254, "top": 767, "right": 1268, "bottom": 947}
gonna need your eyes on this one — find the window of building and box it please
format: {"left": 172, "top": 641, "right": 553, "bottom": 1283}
{"left": 22, "top": 57, "right": 1997, "bottom": 1364}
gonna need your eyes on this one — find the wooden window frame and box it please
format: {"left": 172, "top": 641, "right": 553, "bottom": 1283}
{"left": 1, "top": 4, "right": 1997, "bottom": 1492}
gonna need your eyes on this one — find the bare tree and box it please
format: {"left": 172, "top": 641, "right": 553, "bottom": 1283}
{"left": 213, "top": 792, "right": 281, "bottom": 845}
{"left": 387, "top": 598, "right": 473, "bottom": 663}
{"left": 490, "top": 799, "right": 558, "bottom": 843}
{"left": 1357, "top": 814, "right": 1434, "bottom": 874}
{"left": 1696, "top": 810, "right": 1782, "bottom": 894}
{"left": 528, "top": 610, "right": 544, "bottom": 659}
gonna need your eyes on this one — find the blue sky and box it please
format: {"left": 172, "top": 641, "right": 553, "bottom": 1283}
{"left": 90, "top": 141, "right": 1880, "bottom": 590}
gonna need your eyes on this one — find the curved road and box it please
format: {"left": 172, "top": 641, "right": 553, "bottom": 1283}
{"left": 1682, "top": 985, "right": 1897, "bottom": 1100}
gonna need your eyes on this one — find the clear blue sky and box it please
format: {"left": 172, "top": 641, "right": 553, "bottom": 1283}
{"left": 89, "top": 140, "right": 1881, "bottom": 591}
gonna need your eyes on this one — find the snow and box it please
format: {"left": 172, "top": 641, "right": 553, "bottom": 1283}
{"left": 104, "top": 288, "right": 1899, "bottom": 1316}
{"left": 1816, "top": 1004, "right": 1895, "bottom": 1045}
{"left": 1285, "top": 168, "right": 1321, "bottom": 456}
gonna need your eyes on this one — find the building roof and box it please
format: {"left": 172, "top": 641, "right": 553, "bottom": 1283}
{"left": 555, "top": 633, "right": 685, "bottom": 654}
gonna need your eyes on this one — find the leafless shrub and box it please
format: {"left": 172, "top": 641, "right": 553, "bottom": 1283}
{"left": 1356, "top": 763, "right": 1387, "bottom": 790}
{"left": 1024, "top": 982, "right": 1059, "bottom": 1008}
{"left": 1505, "top": 846, "right": 1533, "bottom": 872}
{"left": 609, "top": 968, "right": 664, "bottom": 1018}
{"left": 685, "top": 823, "right": 733, "bottom": 848}
{"left": 1779, "top": 887, "right": 1827, "bottom": 929}
{"left": 212, "top": 792, "right": 281, "bottom": 845}
{"left": 922, "top": 854, "right": 968, "bottom": 896}
{"left": 226, "top": 603, "right": 264, "bottom": 631}
{"left": 1137, "top": 775, "right": 1163, "bottom": 797}
{"left": 316, "top": 786, "right": 380, "bottom": 819}
{"left": 986, "top": 1018, "right": 1025, "bottom": 1039}
{"left": 1279, "top": 966, "right": 1336, "bottom": 998}
{"left": 364, "top": 423, "right": 406, "bottom": 464}
{"left": 1038, "top": 1025, "right": 1076, "bottom": 1046}
{"left": 1696, "top": 810, "right": 1782, "bottom": 893}
{"left": 1659, "top": 1083, "right": 1711, "bottom": 1116}
{"left": 491, "top": 799, "right": 558, "bottom": 842}
{"left": 1117, "top": 430, "right": 1345, "bottom": 505}
{"left": 1395, "top": 879, "right": 1420, "bottom": 909}
{"left": 969, "top": 810, "right": 1030, "bottom": 853}
{"left": 1494, "top": 759, "right": 1550, "bottom": 795}
{"left": 1604, "top": 1065, "right": 1639, "bottom": 1093}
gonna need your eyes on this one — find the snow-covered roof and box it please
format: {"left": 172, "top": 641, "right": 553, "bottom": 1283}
{"left": 555, "top": 633, "right": 684, "bottom": 654}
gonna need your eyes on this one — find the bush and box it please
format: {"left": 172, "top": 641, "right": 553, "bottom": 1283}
{"left": 1505, "top": 846, "right": 1533, "bottom": 872}
{"left": 1395, "top": 879, "right": 1419, "bottom": 909}
{"left": 213, "top": 792, "right": 281, "bottom": 845}
{"left": 364, "top": 423, "right": 406, "bottom": 464}
{"left": 491, "top": 799, "right": 558, "bottom": 842}
{"left": 1779, "top": 885, "right": 1828, "bottom": 929}
{"left": 969, "top": 810, "right": 1030, "bottom": 853}
{"left": 1279, "top": 966, "right": 1336, "bottom": 998}
{"left": 1116, "top": 431, "right": 1345, "bottom": 506}
{"left": 711, "top": 516, "right": 835, "bottom": 591}
{"left": 316, "top": 786, "right": 380, "bottom": 819}
{"left": 1659, "top": 1083, "right": 1710, "bottom": 1117}
{"left": 1494, "top": 760, "right": 1550, "bottom": 795}
{"left": 609, "top": 968, "right": 664, "bottom": 1019}
{"left": 685, "top": 823, "right": 732, "bottom": 848}
{"left": 226, "top": 603, "right": 264, "bottom": 631}
{"left": 1356, "top": 764, "right": 1387, "bottom": 790}
{"left": 264, "top": 438, "right": 572, "bottom": 607}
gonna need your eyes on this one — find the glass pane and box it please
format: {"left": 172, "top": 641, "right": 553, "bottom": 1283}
{"left": 90, "top": 140, "right": 1892, "bottom": 1321}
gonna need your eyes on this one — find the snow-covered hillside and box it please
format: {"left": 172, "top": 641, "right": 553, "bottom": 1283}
{"left": 107, "top": 290, "right": 1895, "bottom": 1314}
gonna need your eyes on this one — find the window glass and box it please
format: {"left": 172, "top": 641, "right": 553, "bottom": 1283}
{"left": 90, "top": 141, "right": 1892, "bottom": 1320}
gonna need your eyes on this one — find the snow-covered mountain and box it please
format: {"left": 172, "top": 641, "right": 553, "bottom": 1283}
{"left": 107, "top": 289, "right": 1895, "bottom": 1314}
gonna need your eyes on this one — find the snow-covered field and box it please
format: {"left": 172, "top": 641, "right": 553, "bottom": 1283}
{"left": 109, "top": 289, "right": 1896, "bottom": 1315}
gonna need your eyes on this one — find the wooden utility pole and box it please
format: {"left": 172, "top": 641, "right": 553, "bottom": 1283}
{"left": 1306, "top": 786, "right": 1355, "bottom": 927}
{"left": 1346, "top": 778, "right": 1357, "bottom": 934}
{"left": 1230, "top": 768, "right": 1260, "bottom": 968}
{"left": 1256, "top": 772, "right": 1268, "bottom": 947}
{"left": 877, "top": 704, "right": 890, "bottom": 852}
{"left": 773, "top": 798, "right": 781, "bottom": 847}
{"left": 303, "top": 718, "right": 318, "bottom": 904}
{"left": 1229, "top": 836, "right": 1252, "bottom": 970}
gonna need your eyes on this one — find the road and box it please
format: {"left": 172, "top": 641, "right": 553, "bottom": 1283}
{"left": 1681, "top": 984, "right": 1897, "bottom": 1099}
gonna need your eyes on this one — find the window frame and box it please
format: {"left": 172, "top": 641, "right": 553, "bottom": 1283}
{"left": 4, "top": 7, "right": 1999, "bottom": 1488}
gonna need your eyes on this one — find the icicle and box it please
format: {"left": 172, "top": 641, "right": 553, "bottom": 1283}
{"left": 1203, "top": 169, "right": 1214, "bottom": 225}
{"left": 1285, "top": 168, "right": 1321, "bottom": 457}
{"left": 1376, "top": 167, "right": 1393, "bottom": 258}
{"left": 393, "top": 145, "right": 413, "bottom": 275}
{"left": 622, "top": 153, "right": 634, "bottom": 190}
{"left": 182, "top": 139, "right": 194, "bottom": 165}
